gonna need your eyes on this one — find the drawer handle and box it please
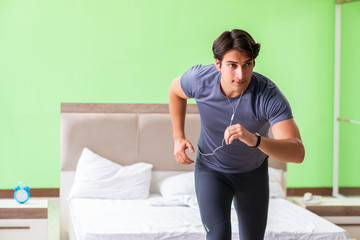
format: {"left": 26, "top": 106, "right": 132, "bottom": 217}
{"left": 0, "top": 226, "right": 30, "bottom": 230}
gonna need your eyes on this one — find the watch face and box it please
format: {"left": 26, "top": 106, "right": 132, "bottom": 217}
{"left": 15, "top": 189, "right": 29, "bottom": 203}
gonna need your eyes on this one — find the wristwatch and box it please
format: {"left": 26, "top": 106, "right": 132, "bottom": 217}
{"left": 252, "top": 133, "right": 261, "bottom": 148}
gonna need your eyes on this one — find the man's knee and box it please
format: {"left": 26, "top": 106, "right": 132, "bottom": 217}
{"left": 204, "top": 220, "right": 231, "bottom": 240}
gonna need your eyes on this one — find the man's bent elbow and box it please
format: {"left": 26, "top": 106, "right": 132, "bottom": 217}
{"left": 294, "top": 141, "right": 305, "bottom": 163}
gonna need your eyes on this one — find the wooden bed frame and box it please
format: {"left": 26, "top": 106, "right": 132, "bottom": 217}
{"left": 60, "top": 103, "right": 286, "bottom": 240}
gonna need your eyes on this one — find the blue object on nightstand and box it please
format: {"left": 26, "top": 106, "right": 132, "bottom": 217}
{"left": 14, "top": 184, "right": 30, "bottom": 204}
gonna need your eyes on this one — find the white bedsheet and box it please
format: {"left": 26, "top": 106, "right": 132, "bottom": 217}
{"left": 69, "top": 195, "right": 348, "bottom": 240}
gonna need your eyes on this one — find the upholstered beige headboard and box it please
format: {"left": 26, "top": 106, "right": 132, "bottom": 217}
{"left": 61, "top": 103, "right": 201, "bottom": 172}
{"left": 60, "top": 103, "right": 286, "bottom": 240}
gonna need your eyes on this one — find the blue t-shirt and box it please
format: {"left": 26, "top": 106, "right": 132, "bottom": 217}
{"left": 180, "top": 64, "right": 293, "bottom": 173}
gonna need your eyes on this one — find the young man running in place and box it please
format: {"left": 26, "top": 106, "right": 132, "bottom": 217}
{"left": 169, "top": 29, "right": 305, "bottom": 240}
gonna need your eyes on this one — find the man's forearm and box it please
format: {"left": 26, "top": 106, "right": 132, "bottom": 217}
{"left": 169, "top": 92, "right": 187, "bottom": 139}
{"left": 258, "top": 137, "right": 305, "bottom": 163}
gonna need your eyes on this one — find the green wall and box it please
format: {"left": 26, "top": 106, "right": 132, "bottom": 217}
{"left": 0, "top": 0, "right": 357, "bottom": 189}
{"left": 339, "top": 1, "right": 360, "bottom": 187}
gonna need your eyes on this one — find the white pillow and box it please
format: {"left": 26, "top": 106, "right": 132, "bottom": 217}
{"left": 269, "top": 167, "right": 286, "bottom": 198}
{"left": 158, "top": 171, "right": 202, "bottom": 209}
{"left": 69, "top": 147, "right": 153, "bottom": 200}
{"left": 158, "top": 172, "right": 195, "bottom": 199}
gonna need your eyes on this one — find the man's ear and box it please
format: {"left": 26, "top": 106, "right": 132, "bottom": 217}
{"left": 215, "top": 59, "right": 221, "bottom": 71}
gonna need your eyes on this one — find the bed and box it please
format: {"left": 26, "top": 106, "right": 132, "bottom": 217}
{"left": 60, "top": 103, "right": 349, "bottom": 240}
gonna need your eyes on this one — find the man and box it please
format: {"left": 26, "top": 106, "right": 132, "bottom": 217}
{"left": 169, "top": 29, "right": 305, "bottom": 240}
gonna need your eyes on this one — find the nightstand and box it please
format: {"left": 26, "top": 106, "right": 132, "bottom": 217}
{"left": 0, "top": 199, "right": 48, "bottom": 240}
{"left": 288, "top": 196, "right": 360, "bottom": 239}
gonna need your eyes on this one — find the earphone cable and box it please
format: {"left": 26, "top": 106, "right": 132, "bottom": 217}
{"left": 198, "top": 90, "right": 243, "bottom": 156}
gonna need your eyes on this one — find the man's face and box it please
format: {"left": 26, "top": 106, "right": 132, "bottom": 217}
{"left": 215, "top": 49, "right": 254, "bottom": 98}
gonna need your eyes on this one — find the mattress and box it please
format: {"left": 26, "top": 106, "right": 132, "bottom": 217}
{"left": 69, "top": 195, "right": 349, "bottom": 240}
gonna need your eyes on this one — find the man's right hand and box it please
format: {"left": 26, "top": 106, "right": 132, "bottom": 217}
{"left": 173, "top": 137, "right": 195, "bottom": 164}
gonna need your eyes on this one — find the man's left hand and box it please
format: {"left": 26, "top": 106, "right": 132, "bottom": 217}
{"left": 224, "top": 124, "right": 257, "bottom": 147}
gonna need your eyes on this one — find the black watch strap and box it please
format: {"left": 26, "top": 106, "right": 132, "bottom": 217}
{"left": 252, "top": 133, "right": 261, "bottom": 148}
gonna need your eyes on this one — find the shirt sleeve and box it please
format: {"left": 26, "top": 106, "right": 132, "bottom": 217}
{"left": 263, "top": 86, "right": 293, "bottom": 126}
{"left": 180, "top": 65, "right": 204, "bottom": 98}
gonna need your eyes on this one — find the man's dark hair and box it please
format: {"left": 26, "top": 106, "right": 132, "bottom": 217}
{"left": 212, "top": 29, "right": 260, "bottom": 64}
